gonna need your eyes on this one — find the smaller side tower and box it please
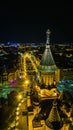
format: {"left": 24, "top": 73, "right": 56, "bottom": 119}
{"left": 45, "top": 100, "right": 63, "bottom": 130}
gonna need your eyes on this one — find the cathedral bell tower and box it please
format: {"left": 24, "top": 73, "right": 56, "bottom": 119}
{"left": 38, "top": 29, "right": 60, "bottom": 86}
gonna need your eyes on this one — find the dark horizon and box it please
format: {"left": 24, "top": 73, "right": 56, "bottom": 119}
{"left": 0, "top": 5, "right": 73, "bottom": 44}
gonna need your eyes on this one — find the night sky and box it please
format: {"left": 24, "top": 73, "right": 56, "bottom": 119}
{"left": 0, "top": 2, "right": 73, "bottom": 44}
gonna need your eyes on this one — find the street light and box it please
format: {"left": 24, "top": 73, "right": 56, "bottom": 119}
{"left": 25, "top": 80, "right": 29, "bottom": 85}
{"left": 17, "top": 93, "right": 23, "bottom": 101}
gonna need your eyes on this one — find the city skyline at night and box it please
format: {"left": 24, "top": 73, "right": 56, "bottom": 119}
{"left": 0, "top": 2, "right": 73, "bottom": 129}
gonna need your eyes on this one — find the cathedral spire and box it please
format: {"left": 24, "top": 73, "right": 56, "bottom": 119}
{"left": 39, "top": 29, "right": 58, "bottom": 70}
{"left": 46, "top": 29, "right": 51, "bottom": 48}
